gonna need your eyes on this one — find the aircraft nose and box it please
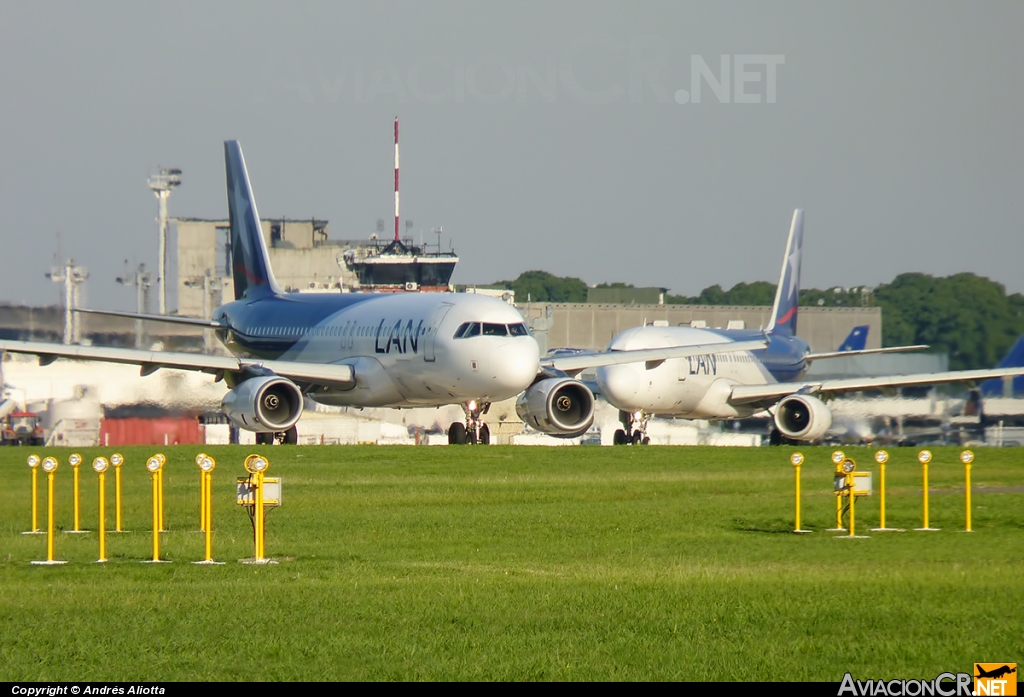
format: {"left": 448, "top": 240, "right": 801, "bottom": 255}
{"left": 596, "top": 364, "right": 640, "bottom": 408}
{"left": 492, "top": 339, "right": 541, "bottom": 394}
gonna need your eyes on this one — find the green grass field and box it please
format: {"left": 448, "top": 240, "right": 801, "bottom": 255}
{"left": 1, "top": 444, "right": 1021, "bottom": 681}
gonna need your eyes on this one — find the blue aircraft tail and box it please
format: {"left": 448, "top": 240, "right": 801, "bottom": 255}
{"left": 764, "top": 209, "right": 803, "bottom": 337}
{"left": 225, "top": 140, "right": 282, "bottom": 300}
{"left": 980, "top": 334, "right": 1024, "bottom": 397}
{"left": 837, "top": 326, "right": 869, "bottom": 352}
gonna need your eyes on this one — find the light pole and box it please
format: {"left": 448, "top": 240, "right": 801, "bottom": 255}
{"left": 148, "top": 167, "right": 181, "bottom": 316}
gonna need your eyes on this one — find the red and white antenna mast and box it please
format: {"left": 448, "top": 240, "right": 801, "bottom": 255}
{"left": 394, "top": 117, "right": 400, "bottom": 242}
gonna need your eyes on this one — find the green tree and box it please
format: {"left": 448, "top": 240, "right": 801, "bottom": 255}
{"left": 495, "top": 270, "right": 588, "bottom": 303}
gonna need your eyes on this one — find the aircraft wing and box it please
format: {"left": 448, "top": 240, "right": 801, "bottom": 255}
{"left": 805, "top": 344, "right": 929, "bottom": 361}
{"left": 0, "top": 340, "right": 354, "bottom": 386}
{"left": 543, "top": 340, "right": 768, "bottom": 375}
{"left": 75, "top": 308, "right": 228, "bottom": 329}
{"left": 728, "top": 366, "right": 1024, "bottom": 406}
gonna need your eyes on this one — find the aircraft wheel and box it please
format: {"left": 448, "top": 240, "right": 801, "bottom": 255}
{"left": 448, "top": 422, "right": 467, "bottom": 445}
{"left": 769, "top": 429, "right": 782, "bottom": 446}
{"left": 479, "top": 424, "right": 490, "bottom": 445}
{"left": 642, "top": 437, "right": 651, "bottom": 445}
{"left": 256, "top": 432, "right": 272, "bottom": 445}
{"left": 283, "top": 426, "right": 298, "bottom": 444}
{"left": 631, "top": 430, "right": 643, "bottom": 444}
{"left": 614, "top": 429, "right": 627, "bottom": 445}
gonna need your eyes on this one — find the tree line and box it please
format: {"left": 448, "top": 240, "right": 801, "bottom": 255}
{"left": 486, "top": 270, "right": 1024, "bottom": 370}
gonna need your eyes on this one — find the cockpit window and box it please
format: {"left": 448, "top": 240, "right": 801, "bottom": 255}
{"left": 455, "top": 321, "right": 531, "bottom": 339}
{"left": 454, "top": 322, "right": 481, "bottom": 339}
{"left": 482, "top": 323, "right": 508, "bottom": 336}
{"left": 508, "top": 323, "right": 529, "bottom": 336}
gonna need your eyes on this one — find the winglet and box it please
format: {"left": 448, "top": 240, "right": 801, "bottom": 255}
{"left": 224, "top": 141, "right": 282, "bottom": 300}
{"left": 765, "top": 209, "right": 803, "bottom": 336}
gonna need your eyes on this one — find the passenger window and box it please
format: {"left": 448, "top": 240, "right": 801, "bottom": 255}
{"left": 482, "top": 323, "right": 507, "bottom": 336}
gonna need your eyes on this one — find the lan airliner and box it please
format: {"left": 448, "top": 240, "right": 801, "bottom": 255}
{"left": 578, "top": 210, "right": 1024, "bottom": 444}
{"left": 0, "top": 141, "right": 766, "bottom": 444}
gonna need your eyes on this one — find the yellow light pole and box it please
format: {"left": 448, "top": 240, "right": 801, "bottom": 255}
{"left": 92, "top": 457, "right": 109, "bottom": 563}
{"left": 66, "top": 453, "right": 88, "bottom": 533}
{"left": 827, "top": 450, "right": 847, "bottom": 531}
{"left": 143, "top": 456, "right": 169, "bottom": 563}
{"left": 790, "top": 452, "right": 811, "bottom": 534}
{"left": 195, "top": 453, "right": 208, "bottom": 531}
{"left": 242, "top": 454, "right": 272, "bottom": 564}
{"left": 22, "top": 454, "right": 44, "bottom": 535}
{"left": 155, "top": 453, "right": 167, "bottom": 532}
{"left": 193, "top": 455, "right": 224, "bottom": 565}
{"left": 961, "top": 450, "right": 974, "bottom": 533}
{"left": 31, "top": 457, "right": 66, "bottom": 565}
{"left": 915, "top": 450, "right": 940, "bottom": 532}
{"left": 839, "top": 458, "right": 868, "bottom": 538}
{"left": 111, "top": 453, "right": 126, "bottom": 532}
{"left": 870, "top": 450, "right": 902, "bottom": 532}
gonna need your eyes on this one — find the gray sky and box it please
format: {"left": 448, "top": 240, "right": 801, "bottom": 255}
{"left": 1, "top": 1, "right": 1021, "bottom": 310}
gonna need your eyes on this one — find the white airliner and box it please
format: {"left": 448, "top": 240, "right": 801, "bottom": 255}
{"left": 580, "top": 210, "right": 1024, "bottom": 445}
{"left": 0, "top": 141, "right": 766, "bottom": 445}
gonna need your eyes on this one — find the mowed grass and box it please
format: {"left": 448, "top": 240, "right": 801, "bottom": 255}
{"left": 1, "top": 444, "right": 1022, "bottom": 681}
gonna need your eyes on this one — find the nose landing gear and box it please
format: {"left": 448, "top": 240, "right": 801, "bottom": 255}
{"left": 613, "top": 410, "right": 650, "bottom": 445}
{"left": 255, "top": 426, "right": 299, "bottom": 445}
{"left": 448, "top": 401, "right": 491, "bottom": 445}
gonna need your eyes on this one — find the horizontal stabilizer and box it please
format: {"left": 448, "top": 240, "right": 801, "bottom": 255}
{"left": 805, "top": 344, "right": 929, "bottom": 362}
{"left": 544, "top": 339, "right": 768, "bottom": 375}
{"left": 75, "top": 308, "right": 228, "bottom": 329}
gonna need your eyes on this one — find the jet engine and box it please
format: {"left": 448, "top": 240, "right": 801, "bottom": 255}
{"left": 515, "top": 377, "right": 595, "bottom": 438}
{"left": 221, "top": 375, "right": 304, "bottom": 433}
{"left": 774, "top": 394, "right": 833, "bottom": 442}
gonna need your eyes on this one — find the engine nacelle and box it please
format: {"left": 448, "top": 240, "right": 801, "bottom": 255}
{"left": 515, "top": 377, "right": 595, "bottom": 438}
{"left": 774, "top": 394, "right": 833, "bottom": 442}
{"left": 221, "top": 375, "right": 304, "bottom": 433}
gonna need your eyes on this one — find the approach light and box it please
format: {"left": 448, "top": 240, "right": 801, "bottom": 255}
{"left": 960, "top": 450, "right": 974, "bottom": 465}
{"left": 42, "top": 457, "right": 58, "bottom": 473}
{"left": 874, "top": 450, "right": 889, "bottom": 465}
{"left": 27, "top": 454, "right": 40, "bottom": 468}
{"left": 251, "top": 456, "right": 268, "bottom": 473}
{"left": 917, "top": 450, "right": 932, "bottom": 465}
{"left": 790, "top": 452, "right": 804, "bottom": 466}
{"left": 93, "top": 457, "right": 109, "bottom": 474}
{"left": 841, "top": 458, "right": 856, "bottom": 475}
{"left": 200, "top": 456, "right": 216, "bottom": 472}
{"left": 146, "top": 457, "right": 162, "bottom": 473}
{"left": 831, "top": 450, "right": 845, "bottom": 465}
{"left": 111, "top": 453, "right": 124, "bottom": 467}
{"left": 195, "top": 453, "right": 208, "bottom": 466}
{"left": 69, "top": 453, "right": 82, "bottom": 467}
{"left": 155, "top": 453, "right": 166, "bottom": 465}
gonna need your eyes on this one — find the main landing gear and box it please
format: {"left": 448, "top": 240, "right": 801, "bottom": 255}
{"left": 448, "top": 400, "right": 491, "bottom": 445}
{"left": 255, "top": 426, "right": 298, "bottom": 445}
{"left": 613, "top": 410, "right": 650, "bottom": 445}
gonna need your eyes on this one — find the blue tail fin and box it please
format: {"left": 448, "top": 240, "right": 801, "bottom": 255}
{"left": 980, "top": 334, "right": 1024, "bottom": 397}
{"left": 765, "top": 209, "right": 803, "bottom": 336}
{"left": 225, "top": 140, "right": 281, "bottom": 300}
{"left": 837, "top": 326, "right": 869, "bottom": 352}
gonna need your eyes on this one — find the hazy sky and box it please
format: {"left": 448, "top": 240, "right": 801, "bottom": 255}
{"left": 1, "top": 1, "right": 1021, "bottom": 310}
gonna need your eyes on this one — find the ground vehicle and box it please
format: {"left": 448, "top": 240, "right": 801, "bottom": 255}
{"left": 2, "top": 411, "right": 46, "bottom": 446}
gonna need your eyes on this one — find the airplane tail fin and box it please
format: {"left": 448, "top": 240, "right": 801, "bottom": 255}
{"left": 837, "top": 326, "right": 869, "bottom": 352}
{"left": 980, "top": 333, "right": 1024, "bottom": 397}
{"left": 224, "top": 140, "right": 282, "bottom": 300}
{"left": 764, "top": 209, "right": 803, "bottom": 337}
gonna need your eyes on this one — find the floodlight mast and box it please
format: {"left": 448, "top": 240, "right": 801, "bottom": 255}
{"left": 148, "top": 168, "right": 182, "bottom": 315}
{"left": 46, "top": 259, "right": 88, "bottom": 345}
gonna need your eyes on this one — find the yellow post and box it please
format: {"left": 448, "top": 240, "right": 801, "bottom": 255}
{"left": 847, "top": 471, "right": 856, "bottom": 537}
{"left": 827, "top": 450, "right": 846, "bottom": 531}
{"left": 67, "top": 453, "right": 88, "bottom": 533}
{"left": 836, "top": 457, "right": 867, "bottom": 538}
{"left": 242, "top": 454, "right": 271, "bottom": 564}
{"left": 157, "top": 460, "right": 166, "bottom": 532}
{"left": 22, "top": 454, "right": 43, "bottom": 535}
{"left": 31, "top": 457, "right": 66, "bottom": 565}
{"left": 143, "top": 456, "right": 168, "bottom": 563}
{"left": 195, "top": 453, "right": 208, "bottom": 532}
{"left": 111, "top": 453, "right": 125, "bottom": 532}
{"left": 961, "top": 450, "right": 974, "bottom": 532}
{"left": 193, "top": 455, "right": 223, "bottom": 565}
{"left": 870, "top": 450, "right": 901, "bottom": 532}
{"left": 915, "top": 450, "right": 939, "bottom": 531}
{"left": 790, "top": 452, "right": 810, "bottom": 533}
{"left": 93, "top": 457, "right": 109, "bottom": 563}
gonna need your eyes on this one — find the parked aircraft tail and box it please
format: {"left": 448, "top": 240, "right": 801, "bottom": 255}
{"left": 764, "top": 209, "right": 804, "bottom": 337}
{"left": 837, "top": 325, "right": 869, "bottom": 352}
{"left": 980, "top": 333, "right": 1024, "bottom": 397}
{"left": 224, "top": 140, "right": 282, "bottom": 300}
